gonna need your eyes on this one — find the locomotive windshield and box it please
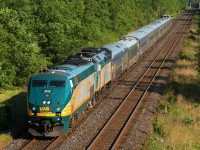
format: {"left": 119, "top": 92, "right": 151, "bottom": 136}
{"left": 50, "top": 80, "right": 66, "bottom": 87}
{"left": 32, "top": 80, "right": 47, "bottom": 87}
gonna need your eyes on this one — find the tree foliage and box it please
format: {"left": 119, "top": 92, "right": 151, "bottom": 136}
{"left": 0, "top": 0, "right": 189, "bottom": 88}
{"left": 198, "top": 11, "right": 200, "bottom": 74}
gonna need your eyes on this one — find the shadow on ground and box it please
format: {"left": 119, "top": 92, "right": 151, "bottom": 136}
{"left": 0, "top": 92, "right": 27, "bottom": 139}
{"left": 170, "top": 80, "right": 200, "bottom": 104}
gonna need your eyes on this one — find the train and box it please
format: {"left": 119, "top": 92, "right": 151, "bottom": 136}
{"left": 27, "top": 15, "right": 172, "bottom": 137}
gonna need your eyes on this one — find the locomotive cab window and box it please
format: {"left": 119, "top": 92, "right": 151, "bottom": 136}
{"left": 50, "top": 81, "right": 66, "bottom": 87}
{"left": 104, "top": 57, "right": 107, "bottom": 62}
{"left": 32, "top": 80, "right": 47, "bottom": 87}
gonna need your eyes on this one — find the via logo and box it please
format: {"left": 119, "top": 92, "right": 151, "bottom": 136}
{"left": 44, "top": 90, "right": 51, "bottom": 94}
{"left": 44, "top": 90, "right": 51, "bottom": 98}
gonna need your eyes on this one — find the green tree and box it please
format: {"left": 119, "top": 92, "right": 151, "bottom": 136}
{"left": 0, "top": 0, "right": 189, "bottom": 89}
{"left": 0, "top": 7, "right": 48, "bottom": 87}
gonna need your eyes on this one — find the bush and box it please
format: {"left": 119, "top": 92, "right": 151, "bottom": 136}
{"left": 179, "top": 53, "right": 196, "bottom": 61}
{"left": 197, "top": 45, "right": 200, "bottom": 73}
{"left": 193, "top": 143, "right": 200, "bottom": 149}
{"left": 153, "top": 119, "right": 166, "bottom": 137}
{"left": 168, "top": 80, "right": 179, "bottom": 94}
{"left": 188, "top": 35, "right": 196, "bottom": 40}
{"left": 158, "top": 101, "right": 171, "bottom": 114}
{"left": 182, "top": 116, "right": 195, "bottom": 125}
{"left": 166, "top": 90, "right": 177, "bottom": 105}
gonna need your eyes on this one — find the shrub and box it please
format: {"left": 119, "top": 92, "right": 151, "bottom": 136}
{"left": 153, "top": 119, "right": 166, "bottom": 137}
{"left": 166, "top": 90, "right": 177, "bottom": 105}
{"left": 175, "top": 108, "right": 183, "bottom": 116}
{"left": 193, "top": 143, "right": 200, "bottom": 149}
{"left": 182, "top": 116, "right": 195, "bottom": 125}
{"left": 179, "top": 53, "right": 196, "bottom": 61}
{"left": 168, "top": 80, "right": 179, "bottom": 94}
{"left": 158, "top": 101, "right": 171, "bottom": 114}
{"left": 197, "top": 45, "right": 200, "bottom": 73}
{"left": 188, "top": 35, "right": 196, "bottom": 40}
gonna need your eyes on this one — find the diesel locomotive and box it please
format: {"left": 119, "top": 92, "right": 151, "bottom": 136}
{"left": 27, "top": 15, "right": 172, "bottom": 136}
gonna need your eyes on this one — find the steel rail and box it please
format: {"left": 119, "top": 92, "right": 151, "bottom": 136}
{"left": 86, "top": 13, "right": 192, "bottom": 150}
{"left": 20, "top": 136, "right": 58, "bottom": 150}
{"left": 21, "top": 138, "right": 37, "bottom": 150}
{"left": 110, "top": 13, "right": 192, "bottom": 150}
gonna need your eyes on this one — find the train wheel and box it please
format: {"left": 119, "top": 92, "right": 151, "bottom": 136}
{"left": 109, "top": 81, "right": 112, "bottom": 89}
{"left": 105, "top": 84, "right": 108, "bottom": 91}
{"left": 82, "top": 109, "right": 85, "bottom": 115}
{"left": 86, "top": 103, "right": 90, "bottom": 110}
{"left": 95, "top": 93, "right": 99, "bottom": 101}
{"left": 92, "top": 98, "right": 96, "bottom": 105}
{"left": 89, "top": 100, "right": 93, "bottom": 108}
{"left": 70, "top": 115, "right": 77, "bottom": 127}
{"left": 69, "top": 117, "right": 72, "bottom": 128}
{"left": 100, "top": 88, "right": 103, "bottom": 94}
{"left": 75, "top": 113, "right": 78, "bottom": 122}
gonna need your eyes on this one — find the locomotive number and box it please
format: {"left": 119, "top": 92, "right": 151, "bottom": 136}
{"left": 40, "top": 107, "right": 49, "bottom": 111}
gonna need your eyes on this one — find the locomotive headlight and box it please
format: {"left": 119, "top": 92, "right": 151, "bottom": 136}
{"left": 45, "top": 94, "right": 50, "bottom": 98}
{"left": 47, "top": 101, "right": 51, "bottom": 105}
{"left": 57, "top": 107, "right": 61, "bottom": 111}
{"left": 43, "top": 100, "right": 47, "bottom": 104}
{"left": 32, "top": 107, "right": 36, "bottom": 111}
{"left": 57, "top": 118, "right": 61, "bottom": 121}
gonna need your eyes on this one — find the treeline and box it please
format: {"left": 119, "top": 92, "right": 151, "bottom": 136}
{"left": 198, "top": 10, "right": 200, "bottom": 74}
{"left": 0, "top": 0, "right": 188, "bottom": 89}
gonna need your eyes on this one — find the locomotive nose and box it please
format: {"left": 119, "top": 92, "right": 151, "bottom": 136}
{"left": 27, "top": 76, "right": 71, "bottom": 136}
{"left": 28, "top": 77, "right": 71, "bottom": 113}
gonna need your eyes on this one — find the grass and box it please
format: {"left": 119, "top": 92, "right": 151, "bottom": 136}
{"left": 0, "top": 88, "right": 27, "bottom": 149}
{"left": 0, "top": 90, "right": 21, "bottom": 103}
{"left": 0, "top": 134, "right": 12, "bottom": 148}
{"left": 143, "top": 16, "right": 200, "bottom": 149}
{"left": 159, "top": 96, "right": 200, "bottom": 149}
{"left": 173, "top": 60, "right": 198, "bottom": 83}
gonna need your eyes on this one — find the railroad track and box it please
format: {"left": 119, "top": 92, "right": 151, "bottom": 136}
{"left": 86, "top": 13, "right": 192, "bottom": 150}
{"left": 20, "top": 137, "right": 58, "bottom": 150}
{"left": 21, "top": 138, "right": 36, "bottom": 150}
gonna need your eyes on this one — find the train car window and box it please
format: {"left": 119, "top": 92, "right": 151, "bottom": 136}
{"left": 73, "top": 75, "right": 82, "bottom": 85}
{"left": 140, "top": 41, "right": 146, "bottom": 48}
{"left": 96, "top": 55, "right": 101, "bottom": 60}
{"left": 104, "top": 57, "right": 107, "bottom": 62}
{"left": 32, "top": 80, "right": 47, "bottom": 87}
{"left": 92, "top": 59, "right": 97, "bottom": 63}
{"left": 77, "top": 75, "right": 82, "bottom": 83}
{"left": 50, "top": 81, "right": 65, "bottom": 87}
{"left": 74, "top": 76, "right": 79, "bottom": 85}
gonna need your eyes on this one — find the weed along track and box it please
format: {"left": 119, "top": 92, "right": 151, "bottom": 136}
{"left": 85, "top": 12, "right": 193, "bottom": 150}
